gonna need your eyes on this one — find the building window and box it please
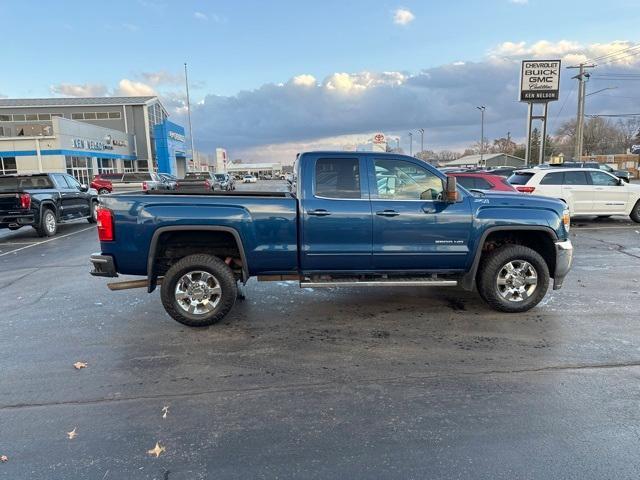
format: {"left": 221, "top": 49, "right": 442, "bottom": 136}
{"left": 136, "top": 160, "right": 149, "bottom": 172}
{"left": 72, "top": 113, "right": 83, "bottom": 120}
{"left": 83, "top": 112, "right": 97, "bottom": 120}
{"left": 96, "top": 112, "right": 109, "bottom": 119}
{"left": 0, "top": 157, "right": 17, "bottom": 174}
{"left": 25, "top": 114, "right": 38, "bottom": 121}
{"left": 0, "top": 115, "right": 11, "bottom": 122}
{"left": 122, "top": 160, "right": 134, "bottom": 172}
{"left": 108, "top": 112, "right": 121, "bottom": 119}
{"left": 38, "top": 113, "right": 51, "bottom": 120}
{"left": 97, "top": 158, "right": 116, "bottom": 173}
{"left": 51, "top": 113, "right": 64, "bottom": 118}
{"left": 12, "top": 114, "right": 26, "bottom": 122}
{"left": 65, "top": 156, "right": 93, "bottom": 185}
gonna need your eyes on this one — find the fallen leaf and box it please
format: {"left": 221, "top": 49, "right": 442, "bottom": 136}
{"left": 162, "top": 406, "right": 169, "bottom": 419}
{"left": 67, "top": 428, "right": 77, "bottom": 440}
{"left": 0, "top": 455, "right": 7, "bottom": 463}
{"left": 73, "top": 362, "right": 87, "bottom": 370}
{"left": 147, "top": 442, "right": 166, "bottom": 458}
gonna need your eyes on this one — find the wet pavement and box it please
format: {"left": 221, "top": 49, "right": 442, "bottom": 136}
{"left": 1, "top": 184, "right": 639, "bottom": 479}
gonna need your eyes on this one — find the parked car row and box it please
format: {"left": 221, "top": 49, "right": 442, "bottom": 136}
{"left": 90, "top": 171, "right": 239, "bottom": 194}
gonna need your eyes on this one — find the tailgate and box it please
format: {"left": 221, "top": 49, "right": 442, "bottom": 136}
{"left": 0, "top": 193, "right": 20, "bottom": 212}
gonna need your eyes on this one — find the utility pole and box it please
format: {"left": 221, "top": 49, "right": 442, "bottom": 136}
{"left": 477, "top": 106, "right": 486, "bottom": 165}
{"left": 567, "top": 63, "right": 595, "bottom": 160}
{"left": 417, "top": 128, "right": 424, "bottom": 156}
{"left": 184, "top": 62, "right": 196, "bottom": 169}
{"left": 408, "top": 132, "right": 413, "bottom": 156}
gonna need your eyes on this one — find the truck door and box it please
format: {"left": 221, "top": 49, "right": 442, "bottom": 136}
{"left": 562, "top": 170, "right": 593, "bottom": 214}
{"left": 300, "top": 156, "right": 372, "bottom": 271}
{"left": 367, "top": 157, "right": 472, "bottom": 271}
{"left": 62, "top": 174, "right": 90, "bottom": 218}
{"left": 50, "top": 173, "right": 77, "bottom": 220}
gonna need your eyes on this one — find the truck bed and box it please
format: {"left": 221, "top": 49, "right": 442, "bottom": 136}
{"left": 146, "top": 190, "right": 292, "bottom": 198}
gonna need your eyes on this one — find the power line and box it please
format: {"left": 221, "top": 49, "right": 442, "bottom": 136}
{"left": 597, "top": 49, "right": 640, "bottom": 66}
{"left": 589, "top": 44, "right": 640, "bottom": 63}
{"left": 586, "top": 113, "right": 640, "bottom": 117}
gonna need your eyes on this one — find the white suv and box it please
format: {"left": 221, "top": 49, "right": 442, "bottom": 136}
{"left": 509, "top": 168, "right": 640, "bottom": 222}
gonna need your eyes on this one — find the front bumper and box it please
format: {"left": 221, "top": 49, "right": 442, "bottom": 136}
{"left": 553, "top": 239, "right": 573, "bottom": 290}
{"left": 90, "top": 253, "right": 118, "bottom": 278}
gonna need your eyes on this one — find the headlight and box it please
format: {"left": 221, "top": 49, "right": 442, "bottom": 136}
{"left": 562, "top": 208, "right": 570, "bottom": 232}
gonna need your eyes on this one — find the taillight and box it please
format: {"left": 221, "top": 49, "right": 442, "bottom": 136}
{"left": 18, "top": 193, "right": 31, "bottom": 210}
{"left": 516, "top": 186, "right": 536, "bottom": 193}
{"left": 97, "top": 207, "right": 114, "bottom": 241}
{"left": 142, "top": 181, "right": 148, "bottom": 191}
{"left": 204, "top": 180, "right": 211, "bottom": 189}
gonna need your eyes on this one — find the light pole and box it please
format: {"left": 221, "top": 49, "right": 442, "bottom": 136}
{"left": 408, "top": 132, "right": 413, "bottom": 156}
{"left": 476, "top": 106, "right": 486, "bottom": 165}
{"left": 184, "top": 62, "right": 196, "bottom": 170}
{"left": 417, "top": 128, "right": 424, "bottom": 157}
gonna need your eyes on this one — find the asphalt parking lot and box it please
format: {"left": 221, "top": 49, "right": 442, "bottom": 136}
{"left": 1, "top": 182, "right": 640, "bottom": 479}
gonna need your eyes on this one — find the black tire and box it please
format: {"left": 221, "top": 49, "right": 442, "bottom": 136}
{"left": 87, "top": 201, "right": 98, "bottom": 224}
{"left": 161, "top": 254, "right": 237, "bottom": 327}
{"left": 35, "top": 208, "right": 57, "bottom": 237}
{"left": 630, "top": 200, "right": 640, "bottom": 223}
{"left": 98, "top": 188, "right": 110, "bottom": 195}
{"left": 477, "top": 244, "right": 549, "bottom": 313}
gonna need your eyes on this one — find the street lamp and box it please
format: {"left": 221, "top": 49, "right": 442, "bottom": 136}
{"left": 408, "top": 132, "right": 413, "bottom": 156}
{"left": 417, "top": 128, "right": 425, "bottom": 157}
{"left": 477, "top": 106, "right": 486, "bottom": 165}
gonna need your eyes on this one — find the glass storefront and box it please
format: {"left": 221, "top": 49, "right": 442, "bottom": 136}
{"left": 65, "top": 156, "right": 93, "bottom": 185}
{"left": 97, "top": 158, "right": 116, "bottom": 174}
{"left": 0, "top": 156, "right": 17, "bottom": 174}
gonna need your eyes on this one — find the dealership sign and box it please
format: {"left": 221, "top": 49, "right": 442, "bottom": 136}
{"left": 520, "top": 60, "right": 561, "bottom": 102}
{"left": 169, "top": 131, "right": 185, "bottom": 143}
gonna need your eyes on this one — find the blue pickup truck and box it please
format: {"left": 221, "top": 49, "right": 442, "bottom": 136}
{"left": 90, "top": 151, "right": 573, "bottom": 326}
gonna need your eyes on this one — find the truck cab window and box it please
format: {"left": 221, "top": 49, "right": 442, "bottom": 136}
{"left": 374, "top": 159, "right": 443, "bottom": 200}
{"left": 315, "top": 158, "right": 360, "bottom": 198}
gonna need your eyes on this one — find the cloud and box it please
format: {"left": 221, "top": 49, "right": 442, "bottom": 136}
{"left": 115, "top": 79, "right": 156, "bottom": 96}
{"left": 141, "top": 70, "right": 183, "bottom": 86}
{"left": 194, "top": 11, "right": 208, "bottom": 21}
{"left": 393, "top": 8, "right": 415, "bottom": 26}
{"left": 174, "top": 40, "right": 640, "bottom": 161}
{"left": 50, "top": 83, "right": 109, "bottom": 97}
{"left": 509, "top": 0, "right": 528, "bottom": 4}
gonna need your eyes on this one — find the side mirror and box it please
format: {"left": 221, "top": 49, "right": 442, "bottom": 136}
{"left": 444, "top": 176, "right": 458, "bottom": 202}
{"left": 80, "top": 184, "right": 89, "bottom": 192}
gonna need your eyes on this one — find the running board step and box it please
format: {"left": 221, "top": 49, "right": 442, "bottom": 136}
{"left": 300, "top": 276, "right": 457, "bottom": 288}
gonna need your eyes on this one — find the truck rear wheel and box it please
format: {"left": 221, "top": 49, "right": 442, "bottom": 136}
{"left": 161, "top": 254, "right": 237, "bottom": 327}
{"left": 477, "top": 244, "right": 549, "bottom": 313}
{"left": 35, "top": 208, "right": 57, "bottom": 237}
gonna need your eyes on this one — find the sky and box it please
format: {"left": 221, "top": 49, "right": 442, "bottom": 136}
{"left": 1, "top": 0, "right": 639, "bottom": 163}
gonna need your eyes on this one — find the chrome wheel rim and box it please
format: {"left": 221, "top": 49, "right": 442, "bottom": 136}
{"left": 92, "top": 204, "right": 98, "bottom": 221}
{"left": 45, "top": 212, "right": 56, "bottom": 233}
{"left": 174, "top": 270, "right": 222, "bottom": 315}
{"left": 496, "top": 260, "right": 538, "bottom": 302}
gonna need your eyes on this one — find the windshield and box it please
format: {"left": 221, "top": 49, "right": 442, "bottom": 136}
{"left": 214, "top": 174, "right": 226, "bottom": 180}
{"left": 0, "top": 175, "right": 54, "bottom": 192}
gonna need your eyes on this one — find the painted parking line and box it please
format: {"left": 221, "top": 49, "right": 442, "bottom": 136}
{"left": 574, "top": 226, "right": 639, "bottom": 231}
{"left": 0, "top": 226, "right": 95, "bottom": 257}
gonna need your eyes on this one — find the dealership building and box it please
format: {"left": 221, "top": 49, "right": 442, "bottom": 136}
{"left": 0, "top": 96, "right": 196, "bottom": 182}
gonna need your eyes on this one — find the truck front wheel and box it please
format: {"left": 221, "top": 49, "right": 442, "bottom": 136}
{"left": 161, "top": 254, "right": 237, "bottom": 327}
{"left": 477, "top": 244, "right": 549, "bottom": 313}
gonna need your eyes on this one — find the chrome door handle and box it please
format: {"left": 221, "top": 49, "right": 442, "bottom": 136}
{"left": 376, "top": 210, "right": 400, "bottom": 217}
{"left": 422, "top": 206, "right": 436, "bottom": 214}
{"left": 307, "top": 209, "right": 331, "bottom": 216}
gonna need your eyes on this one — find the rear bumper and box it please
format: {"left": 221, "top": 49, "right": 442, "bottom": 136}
{"left": 90, "top": 253, "right": 118, "bottom": 278}
{"left": 0, "top": 214, "right": 35, "bottom": 227}
{"left": 553, "top": 239, "right": 573, "bottom": 290}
